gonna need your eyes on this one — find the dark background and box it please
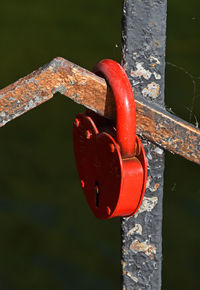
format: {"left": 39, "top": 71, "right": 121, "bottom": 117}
{"left": 0, "top": 1, "right": 199, "bottom": 289}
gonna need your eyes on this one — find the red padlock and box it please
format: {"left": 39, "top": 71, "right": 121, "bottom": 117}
{"left": 73, "top": 59, "right": 147, "bottom": 219}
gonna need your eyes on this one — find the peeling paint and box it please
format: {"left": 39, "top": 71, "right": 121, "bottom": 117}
{"left": 154, "top": 147, "right": 164, "bottom": 155}
{"left": 142, "top": 82, "right": 160, "bottom": 98}
{"left": 0, "top": 57, "right": 109, "bottom": 129}
{"left": 147, "top": 151, "right": 153, "bottom": 160}
{"left": 52, "top": 85, "right": 66, "bottom": 95}
{"left": 131, "top": 63, "right": 152, "bottom": 80}
{"left": 149, "top": 183, "right": 160, "bottom": 192}
{"left": 130, "top": 239, "right": 157, "bottom": 260}
{"left": 130, "top": 57, "right": 161, "bottom": 85}
{"left": 153, "top": 72, "right": 161, "bottom": 80}
{"left": 146, "top": 176, "right": 152, "bottom": 188}
{"left": 24, "top": 100, "right": 36, "bottom": 110}
{"left": 126, "top": 272, "right": 138, "bottom": 283}
{"left": 0, "top": 112, "right": 6, "bottom": 117}
{"left": 127, "top": 224, "right": 143, "bottom": 236}
{"left": 122, "top": 0, "right": 167, "bottom": 288}
{"left": 132, "top": 51, "right": 139, "bottom": 59}
{"left": 134, "top": 196, "right": 158, "bottom": 217}
{"left": 149, "top": 55, "right": 160, "bottom": 65}
{"left": 0, "top": 56, "right": 198, "bottom": 165}
{"left": 146, "top": 175, "right": 160, "bottom": 193}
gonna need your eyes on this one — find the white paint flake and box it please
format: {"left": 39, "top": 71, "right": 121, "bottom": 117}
{"left": 127, "top": 224, "right": 143, "bottom": 236}
{"left": 149, "top": 55, "right": 160, "bottom": 65}
{"left": 126, "top": 272, "right": 138, "bottom": 283}
{"left": 134, "top": 196, "right": 158, "bottom": 217}
{"left": 146, "top": 176, "right": 152, "bottom": 188}
{"left": 147, "top": 151, "right": 153, "bottom": 160}
{"left": 146, "top": 176, "right": 160, "bottom": 192}
{"left": 131, "top": 63, "right": 152, "bottom": 80}
{"left": 142, "top": 82, "right": 160, "bottom": 98}
{"left": 149, "top": 184, "right": 160, "bottom": 192}
{"left": 153, "top": 72, "right": 161, "bottom": 80}
{"left": 0, "top": 112, "right": 6, "bottom": 117}
{"left": 154, "top": 147, "right": 164, "bottom": 155}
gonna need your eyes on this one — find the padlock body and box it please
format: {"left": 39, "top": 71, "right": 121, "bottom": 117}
{"left": 115, "top": 157, "right": 144, "bottom": 217}
{"left": 73, "top": 113, "right": 147, "bottom": 219}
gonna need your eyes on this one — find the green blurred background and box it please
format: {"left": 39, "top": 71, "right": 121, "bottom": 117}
{"left": 0, "top": 0, "right": 199, "bottom": 289}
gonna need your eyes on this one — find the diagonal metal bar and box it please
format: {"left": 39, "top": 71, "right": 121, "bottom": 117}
{"left": 0, "top": 57, "right": 199, "bottom": 165}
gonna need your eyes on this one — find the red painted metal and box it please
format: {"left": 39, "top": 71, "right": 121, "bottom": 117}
{"left": 73, "top": 60, "right": 147, "bottom": 219}
{"left": 94, "top": 59, "right": 136, "bottom": 158}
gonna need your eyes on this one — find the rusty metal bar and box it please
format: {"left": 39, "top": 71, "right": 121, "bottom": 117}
{"left": 0, "top": 57, "right": 200, "bottom": 165}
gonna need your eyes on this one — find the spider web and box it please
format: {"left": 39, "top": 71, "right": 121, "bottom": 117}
{"left": 166, "top": 61, "right": 200, "bottom": 128}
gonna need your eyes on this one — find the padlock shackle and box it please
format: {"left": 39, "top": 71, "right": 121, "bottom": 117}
{"left": 94, "top": 59, "right": 136, "bottom": 157}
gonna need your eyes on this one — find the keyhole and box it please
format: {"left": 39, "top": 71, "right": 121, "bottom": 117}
{"left": 94, "top": 182, "right": 100, "bottom": 207}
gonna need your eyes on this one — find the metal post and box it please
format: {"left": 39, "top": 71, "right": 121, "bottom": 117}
{"left": 121, "top": 0, "right": 167, "bottom": 289}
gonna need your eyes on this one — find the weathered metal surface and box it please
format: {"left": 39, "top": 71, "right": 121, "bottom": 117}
{"left": 0, "top": 57, "right": 199, "bottom": 165}
{"left": 121, "top": 0, "right": 166, "bottom": 289}
{"left": 0, "top": 57, "right": 110, "bottom": 127}
{"left": 136, "top": 99, "right": 200, "bottom": 165}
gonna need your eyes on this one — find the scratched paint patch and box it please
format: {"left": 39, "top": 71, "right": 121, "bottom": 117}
{"left": 127, "top": 224, "right": 142, "bottom": 236}
{"left": 126, "top": 272, "right": 138, "bottom": 283}
{"left": 134, "top": 196, "right": 158, "bottom": 217}
{"left": 154, "top": 147, "right": 164, "bottom": 155}
{"left": 130, "top": 240, "right": 156, "bottom": 260}
{"left": 146, "top": 176, "right": 160, "bottom": 192}
{"left": 153, "top": 72, "right": 161, "bottom": 80}
{"left": 131, "top": 63, "right": 152, "bottom": 80}
{"left": 142, "top": 82, "right": 160, "bottom": 98}
{"left": 149, "top": 55, "right": 160, "bottom": 65}
{"left": 131, "top": 54, "right": 161, "bottom": 80}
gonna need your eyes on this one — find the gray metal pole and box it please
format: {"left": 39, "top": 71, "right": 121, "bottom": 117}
{"left": 121, "top": 0, "right": 167, "bottom": 289}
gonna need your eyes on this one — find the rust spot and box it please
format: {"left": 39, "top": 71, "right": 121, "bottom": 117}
{"left": 149, "top": 183, "right": 160, "bottom": 192}
{"left": 0, "top": 57, "right": 199, "bottom": 165}
{"left": 130, "top": 240, "right": 157, "bottom": 260}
